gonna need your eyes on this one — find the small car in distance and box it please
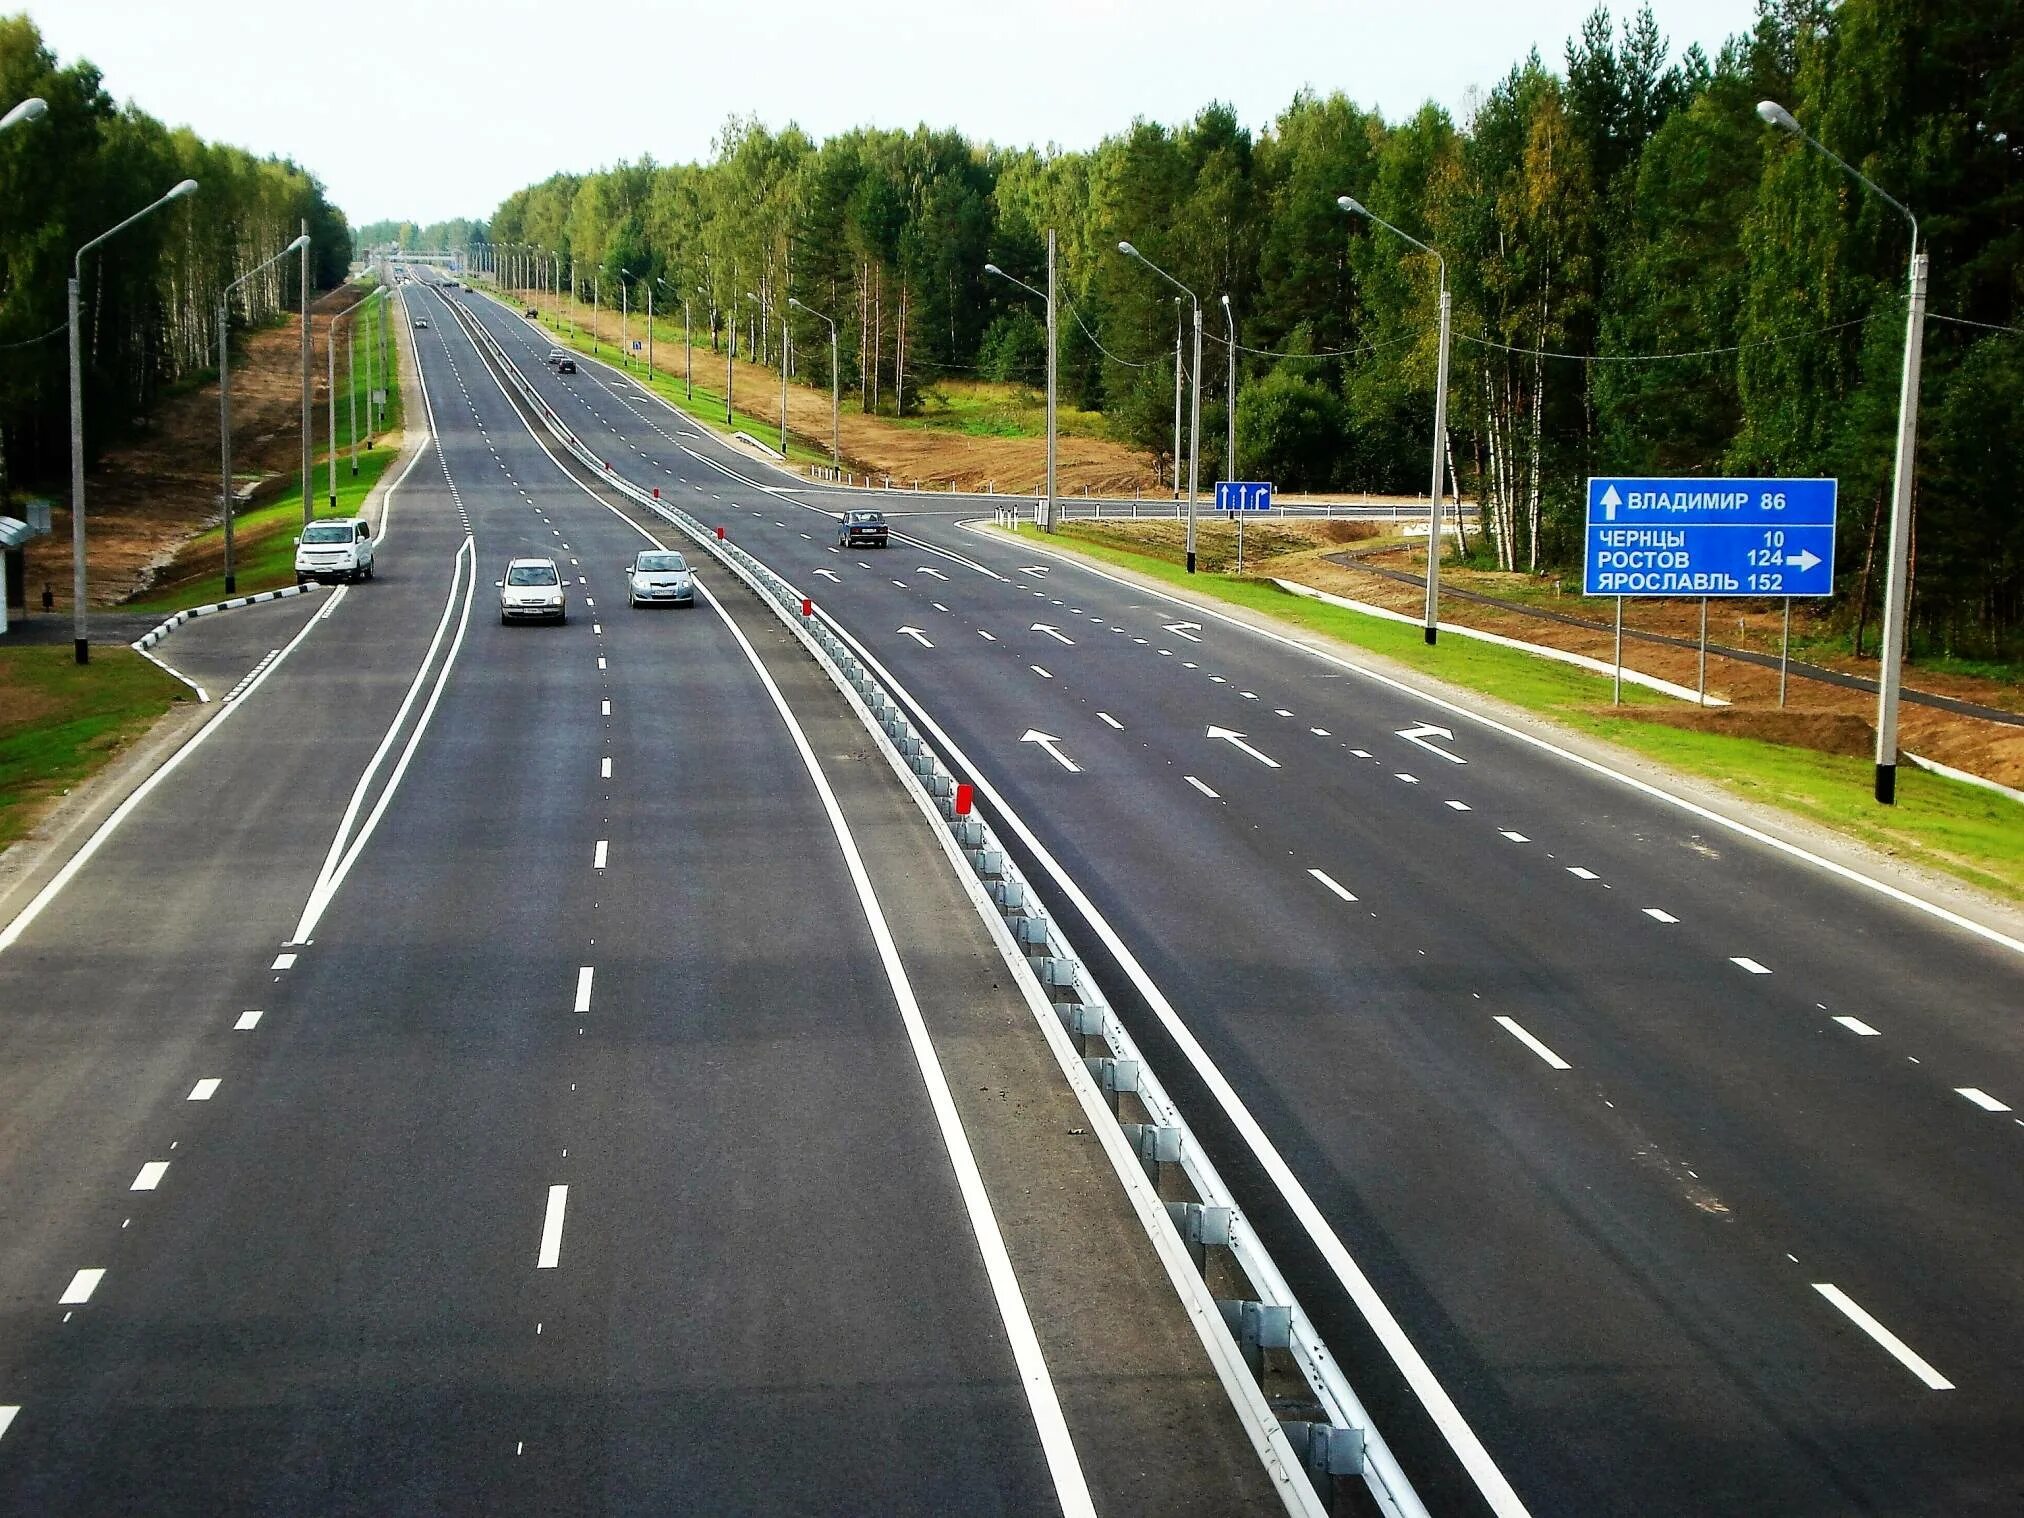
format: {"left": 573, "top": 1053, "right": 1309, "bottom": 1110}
{"left": 547, "top": 348, "right": 566, "bottom": 366}
{"left": 838, "top": 509, "right": 888, "bottom": 548}
{"left": 497, "top": 557, "right": 568, "bottom": 624}
{"left": 525, "top": 307, "right": 539, "bottom": 318}
{"left": 412, "top": 316, "right": 429, "bottom": 329}
{"left": 625, "top": 549, "right": 695, "bottom": 608}
{"left": 556, "top": 356, "right": 576, "bottom": 374}
{"left": 295, "top": 516, "right": 374, "bottom": 584}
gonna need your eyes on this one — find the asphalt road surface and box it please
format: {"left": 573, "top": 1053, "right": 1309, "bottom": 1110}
{"left": 0, "top": 276, "right": 1282, "bottom": 1516}
{"left": 447, "top": 277, "right": 2024, "bottom": 1518}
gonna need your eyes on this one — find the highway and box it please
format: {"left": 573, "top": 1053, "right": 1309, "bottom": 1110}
{"left": 449, "top": 279, "right": 2024, "bottom": 1517}
{"left": 0, "top": 276, "right": 1281, "bottom": 1515}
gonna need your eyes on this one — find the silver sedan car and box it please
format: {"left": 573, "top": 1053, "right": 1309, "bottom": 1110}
{"left": 625, "top": 549, "right": 695, "bottom": 608}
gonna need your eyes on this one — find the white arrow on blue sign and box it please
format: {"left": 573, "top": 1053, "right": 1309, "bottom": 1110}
{"left": 1215, "top": 480, "right": 1274, "bottom": 512}
{"left": 1584, "top": 476, "right": 1837, "bottom": 598}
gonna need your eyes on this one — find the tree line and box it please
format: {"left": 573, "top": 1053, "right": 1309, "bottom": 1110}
{"left": 0, "top": 15, "right": 350, "bottom": 501}
{"left": 467, "top": 0, "right": 2014, "bottom": 656}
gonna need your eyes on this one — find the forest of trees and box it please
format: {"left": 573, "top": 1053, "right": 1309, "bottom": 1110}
{"left": 472, "top": 0, "right": 2021, "bottom": 656}
{"left": 0, "top": 15, "right": 350, "bottom": 498}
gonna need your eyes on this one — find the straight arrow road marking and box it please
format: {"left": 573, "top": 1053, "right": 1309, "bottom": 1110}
{"left": 1017, "top": 565, "right": 1050, "bottom": 576}
{"left": 898, "top": 626, "right": 934, "bottom": 647}
{"left": 813, "top": 568, "right": 840, "bottom": 581}
{"left": 1021, "top": 730, "right": 1081, "bottom": 772}
{"left": 917, "top": 566, "right": 949, "bottom": 580}
{"left": 1162, "top": 621, "right": 1203, "bottom": 642}
{"left": 1206, "top": 726, "right": 1280, "bottom": 768}
{"left": 1031, "top": 623, "right": 1075, "bottom": 645}
{"left": 1396, "top": 723, "right": 1466, "bottom": 764}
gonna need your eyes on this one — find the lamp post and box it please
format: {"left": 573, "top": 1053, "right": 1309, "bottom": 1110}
{"left": 1758, "top": 99, "right": 1925, "bottom": 806}
{"left": 1120, "top": 241, "right": 1202, "bottom": 572}
{"left": 790, "top": 296, "right": 840, "bottom": 472}
{"left": 747, "top": 291, "right": 787, "bottom": 454}
{"left": 985, "top": 233, "right": 1058, "bottom": 532}
{"left": 300, "top": 219, "right": 312, "bottom": 531}
{"left": 645, "top": 276, "right": 654, "bottom": 380}
{"left": 69, "top": 177, "right": 199, "bottom": 663}
{"left": 1340, "top": 195, "right": 1450, "bottom": 645}
{"left": 1221, "top": 295, "right": 1237, "bottom": 485}
{"left": 0, "top": 96, "right": 47, "bottom": 133}
{"left": 659, "top": 277, "right": 690, "bottom": 401}
{"left": 341, "top": 287, "right": 386, "bottom": 480}
{"left": 219, "top": 232, "right": 309, "bottom": 593}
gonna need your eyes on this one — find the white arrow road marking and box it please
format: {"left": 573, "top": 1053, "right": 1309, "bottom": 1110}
{"left": 1162, "top": 621, "right": 1204, "bottom": 642}
{"left": 1206, "top": 726, "right": 1280, "bottom": 768}
{"left": 1017, "top": 565, "right": 1051, "bottom": 576}
{"left": 917, "top": 566, "right": 949, "bottom": 580}
{"left": 1396, "top": 723, "right": 1466, "bottom": 764}
{"left": 898, "top": 627, "right": 934, "bottom": 647}
{"left": 1600, "top": 484, "right": 1622, "bottom": 521}
{"left": 1031, "top": 623, "right": 1075, "bottom": 645}
{"left": 1021, "top": 730, "right": 1081, "bottom": 772}
{"left": 1787, "top": 548, "right": 1822, "bottom": 572}
{"left": 1812, "top": 1284, "right": 1953, "bottom": 1390}
{"left": 813, "top": 568, "right": 840, "bottom": 581}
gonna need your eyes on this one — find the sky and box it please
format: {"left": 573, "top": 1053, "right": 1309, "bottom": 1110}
{"left": 36, "top": 0, "right": 1763, "bottom": 228}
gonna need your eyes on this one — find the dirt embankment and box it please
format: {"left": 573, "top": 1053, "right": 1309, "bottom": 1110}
{"left": 22, "top": 285, "right": 376, "bottom": 610}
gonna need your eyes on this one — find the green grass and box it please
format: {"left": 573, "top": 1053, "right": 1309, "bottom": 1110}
{"left": 0, "top": 645, "right": 188, "bottom": 849}
{"left": 889, "top": 380, "right": 1110, "bottom": 442}
{"left": 1009, "top": 522, "right": 2024, "bottom": 903}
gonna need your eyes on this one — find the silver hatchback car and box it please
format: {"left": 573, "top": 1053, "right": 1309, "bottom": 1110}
{"left": 626, "top": 549, "right": 695, "bottom": 607}
{"left": 498, "top": 557, "right": 568, "bottom": 624}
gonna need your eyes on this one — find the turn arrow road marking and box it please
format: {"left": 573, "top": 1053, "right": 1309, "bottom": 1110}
{"left": 1017, "top": 565, "right": 1051, "bottom": 576}
{"left": 917, "top": 566, "right": 950, "bottom": 580}
{"left": 1020, "top": 730, "right": 1081, "bottom": 772}
{"left": 1206, "top": 726, "right": 1280, "bottom": 768}
{"left": 1162, "top": 621, "right": 1204, "bottom": 643}
{"left": 1031, "top": 623, "right": 1075, "bottom": 645}
{"left": 898, "top": 626, "right": 934, "bottom": 647}
{"left": 1395, "top": 723, "right": 1466, "bottom": 764}
{"left": 813, "top": 568, "right": 840, "bottom": 581}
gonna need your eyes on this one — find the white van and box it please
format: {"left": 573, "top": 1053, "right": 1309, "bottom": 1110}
{"left": 295, "top": 517, "right": 375, "bottom": 584}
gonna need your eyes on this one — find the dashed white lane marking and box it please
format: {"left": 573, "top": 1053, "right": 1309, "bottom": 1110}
{"left": 1957, "top": 1087, "right": 2012, "bottom": 1113}
{"left": 0, "top": 1406, "right": 16, "bottom": 1443}
{"left": 1032, "top": 665, "right": 1053, "bottom": 679}
{"left": 1350, "top": 748, "right": 1371, "bottom": 758}
{"left": 593, "top": 840, "right": 608, "bottom": 870}
{"left": 188, "top": 1079, "right": 220, "bottom": 1101}
{"left": 1241, "top": 691, "right": 1258, "bottom": 700}
{"left": 1499, "top": 830, "right": 1529, "bottom": 843}
{"left": 537, "top": 1185, "right": 568, "bottom": 1269}
{"left": 1494, "top": 1016, "right": 1572, "bottom": 1070}
{"left": 1834, "top": 1015, "right": 1881, "bottom": 1036}
{"left": 1644, "top": 908, "right": 1679, "bottom": 923}
{"left": 592, "top": 623, "right": 601, "bottom": 634}
{"left": 1310, "top": 727, "right": 1330, "bottom": 736}
{"left": 59, "top": 1269, "right": 105, "bottom": 1305}
{"left": 573, "top": 967, "right": 594, "bottom": 1014}
{"left": 1275, "top": 708, "right": 1293, "bottom": 716}
{"left": 271, "top": 953, "right": 297, "bottom": 970}
{"left": 601, "top": 699, "right": 611, "bottom": 716}
{"left": 1445, "top": 800, "right": 1472, "bottom": 811}
{"left": 1186, "top": 776, "right": 1220, "bottom": 798}
{"left": 234, "top": 1010, "right": 262, "bottom": 1030}
{"left": 600, "top": 757, "right": 612, "bottom": 779}
{"left": 979, "top": 630, "right": 997, "bottom": 641}
{"left": 1567, "top": 866, "right": 1600, "bottom": 880}
{"left": 131, "top": 1162, "right": 169, "bottom": 1191}
{"left": 1394, "top": 773, "right": 1419, "bottom": 785}
{"left": 597, "top": 657, "right": 607, "bottom": 670}
{"left": 1732, "top": 957, "right": 1772, "bottom": 975}
{"left": 1097, "top": 712, "right": 1123, "bottom": 730}
{"left": 1210, "top": 675, "right": 1226, "bottom": 684}
{"left": 1308, "top": 868, "right": 1358, "bottom": 902}
{"left": 1812, "top": 1283, "right": 1953, "bottom": 1389}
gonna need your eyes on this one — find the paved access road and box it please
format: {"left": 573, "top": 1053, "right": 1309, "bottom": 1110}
{"left": 456, "top": 282, "right": 2024, "bottom": 1518}
{"left": 0, "top": 276, "right": 1280, "bottom": 1516}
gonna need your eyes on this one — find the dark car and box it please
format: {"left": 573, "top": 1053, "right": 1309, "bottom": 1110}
{"left": 556, "top": 357, "right": 577, "bottom": 374}
{"left": 838, "top": 509, "right": 888, "bottom": 548}
{"left": 525, "top": 307, "right": 539, "bottom": 318}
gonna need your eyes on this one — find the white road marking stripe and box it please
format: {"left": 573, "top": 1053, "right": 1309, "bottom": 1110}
{"left": 188, "top": 1079, "right": 219, "bottom": 1101}
{"left": 1567, "top": 866, "right": 1599, "bottom": 880}
{"left": 1494, "top": 1016, "right": 1571, "bottom": 1069}
{"left": 1310, "top": 726, "right": 1330, "bottom": 736}
{"left": 1275, "top": 709, "right": 1292, "bottom": 716}
{"left": 1031, "top": 665, "right": 1052, "bottom": 679}
{"left": 593, "top": 841, "right": 608, "bottom": 870}
{"left": 979, "top": 630, "right": 996, "bottom": 641}
{"left": 592, "top": 623, "right": 601, "bottom": 634}
{"left": 600, "top": 757, "right": 611, "bottom": 778}
{"left": 271, "top": 953, "right": 297, "bottom": 970}
{"left": 1097, "top": 712, "right": 1122, "bottom": 730}
{"left": 1445, "top": 800, "right": 1471, "bottom": 811}
{"left": 1957, "top": 1087, "right": 2011, "bottom": 1112}
{"left": 1834, "top": 1015, "right": 1881, "bottom": 1036}
{"left": 537, "top": 1185, "right": 568, "bottom": 1268}
{"left": 1499, "top": 831, "right": 1528, "bottom": 843}
{"left": 59, "top": 1269, "right": 104, "bottom": 1305}
{"left": 1395, "top": 772, "right": 1419, "bottom": 784}
{"left": 597, "top": 656, "right": 607, "bottom": 669}
{"left": 1812, "top": 1283, "right": 1953, "bottom": 1389}
{"left": 1732, "top": 957, "right": 1772, "bottom": 974}
{"left": 1186, "top": 776, "right": 1219, "bottom": 798}
{"left": 1351, "top": 748, "right": 1371, "bottom": 758}
{"left": 0, "top": 1406, "right": 16, "bottom": 1443}
{"left": 1308, "top": 868, "right": 1358, "bottom": 902}
{"left": 574, "top": 967, "right": 594, "bottom": 1014}
{"left": 234, "top": 1010, "right": 262, "bottom": 1030}
{"left": 131, "top": 1162, "right": 169, "bottom": 1191}
{"left": 601, "top": 699, "right": 610, "bottom": 715}
{"left": 1644, "top": 908, "right": 1679, "bottom": 923}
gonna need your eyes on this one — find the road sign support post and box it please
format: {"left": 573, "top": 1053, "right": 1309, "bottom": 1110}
{"left": 1780, "top": 597, "right": 1792, "bottom": 708}
{"left": 1612, "top": 596, "right": 1623, "bottom": 706}
{"left": 1697, "top": 597, "right": 1709, "bottom": 707}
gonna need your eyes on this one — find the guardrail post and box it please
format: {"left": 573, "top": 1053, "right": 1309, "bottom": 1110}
{"left": 1218, "top": 1299, "right": 1293, "bottom": 1381}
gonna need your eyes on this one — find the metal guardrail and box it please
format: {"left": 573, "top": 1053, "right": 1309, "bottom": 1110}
{"left": 450, "top": 294, "right": 1426, "bottom": 1518}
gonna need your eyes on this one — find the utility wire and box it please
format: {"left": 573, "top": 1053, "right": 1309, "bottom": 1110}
{"left": 0, "top": 320, "right": 67, "bottom": 351}
{"left": 1205, "top": 327, "right": 1426, "bottom": 360}
{"left": 1929, "top": 311, "right": 2024, "bottom": 336}
{"left": 1061, "top": 295, "right": 1150, "bottom": 369}
{"left": 1452, "top": 311, "right": 1885, "bottom": 362}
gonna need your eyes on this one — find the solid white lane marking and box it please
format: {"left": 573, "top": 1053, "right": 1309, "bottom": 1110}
{"left": 600, "top": 757, "right": 612, "bottom": 778}
{"left": 59, "top": 1269, "right": 104, "bottom": 1305}
{"left": 1446, "top": 800, "right": 1472, "bottom": 811}
{"left": 537, "top": 1185, "right": 568, "bottom": 1268}
{"left": 1834, "top": 1015, "right": 1881, "bottom": 1036}
{"left": 1097, "top": 712, "right": 1123, "bottom": 730}
{"left": 1309, "top": 868, "right": 1358, "bottom": 902}
{"left": 574, "top": 967, "right": 594, "bottom": 1014}
{"left": 1567, "top": 866, "right": 1600, "bottom": 880}
{"left": 1957, "top": 1087, "right": 2012, "bottom": 1113}
{"left": 1732, "top": 957, "right": 1772, "bottom": 975}
{"left": 593, "top": 841, "right": 608, "bottom": 870}
{"left": 271, "top": 953, "right": 297, "bottom": 970}
{"left": 1494, "top": 1016, "right": 1572, "bottom": 1070}
{"left": 188, "top": 1079, "right": 219, "bottom": 1101}
{"left": 234, "top": 1010, "right": 262, "bottom": 1030}
{"left": 1644, "top": 908, "right": 1679, "bottom": 923}
{"left": 131, "top": 1162, "right": 169, "bottom": 1191}
{"left": 0, "top": 1406, "right": 15, "bottom": 1443}
{"left": 1185, "top": 775, "right": 1219, "bottom": 798}
{"left": 1812, "top": 1283, "right": 1953, "bottom": 1389}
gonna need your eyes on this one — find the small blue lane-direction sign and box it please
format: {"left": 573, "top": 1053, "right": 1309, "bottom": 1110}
{"left": 1584, "top": 476, "right": 1837, "bottom": 598}
{"left": 1215, "top": 480, "right": 1273, "bottom": 512}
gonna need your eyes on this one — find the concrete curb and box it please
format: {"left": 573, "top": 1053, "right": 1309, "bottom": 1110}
{"left": 129, "top": 582, "right": 323, "bottom": 651}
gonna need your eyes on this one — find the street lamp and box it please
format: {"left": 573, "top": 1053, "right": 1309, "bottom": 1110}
{"left": 1758, "top": 98, "right": 1925, "bottom": 806}
{"left": 658, "top": 277, "right": 690, "bottom": 401}
{"left": 790, "top": 295, "right": 841, "bottom": 472}
{"left": 748, "top": 291, "right": 787, "bottom": 455}
{"left": 1119, "top": 240, "right": 1202, "bottom": 571}
{"left": 1220, "top": 294, "right": 1237, "bottom": 484}
{"left": 69, "top": 176, "right": 198, "bottom": 663}
{"left": 338, "top": 286, "right": 388, "bottom": 481}
{"left": 985, "top": 233, "right": 1058, "bottom": 532}
{"left": 219, "top": 232, "right": 308, "bottom": 593}
{"left": 0, "top": 97, "right": 47, "bottom": 133}
{"left": 1340, "top": 195, "right": 1451, "bottom": 645}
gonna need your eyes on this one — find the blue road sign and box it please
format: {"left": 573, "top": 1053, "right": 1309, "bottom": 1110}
{"left": 1584, "top": 476, "right": 1837, "bottom": 598}
{"left": 1215, "top": 480, "right": 1274, "bottom": 512}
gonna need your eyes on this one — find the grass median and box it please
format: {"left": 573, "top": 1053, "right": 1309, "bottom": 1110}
{"left": 0, "top": 645, "right": 188, "bottom": 850}
{"left": 1005, "top": 522, "right": 2024, "bottom": 905}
